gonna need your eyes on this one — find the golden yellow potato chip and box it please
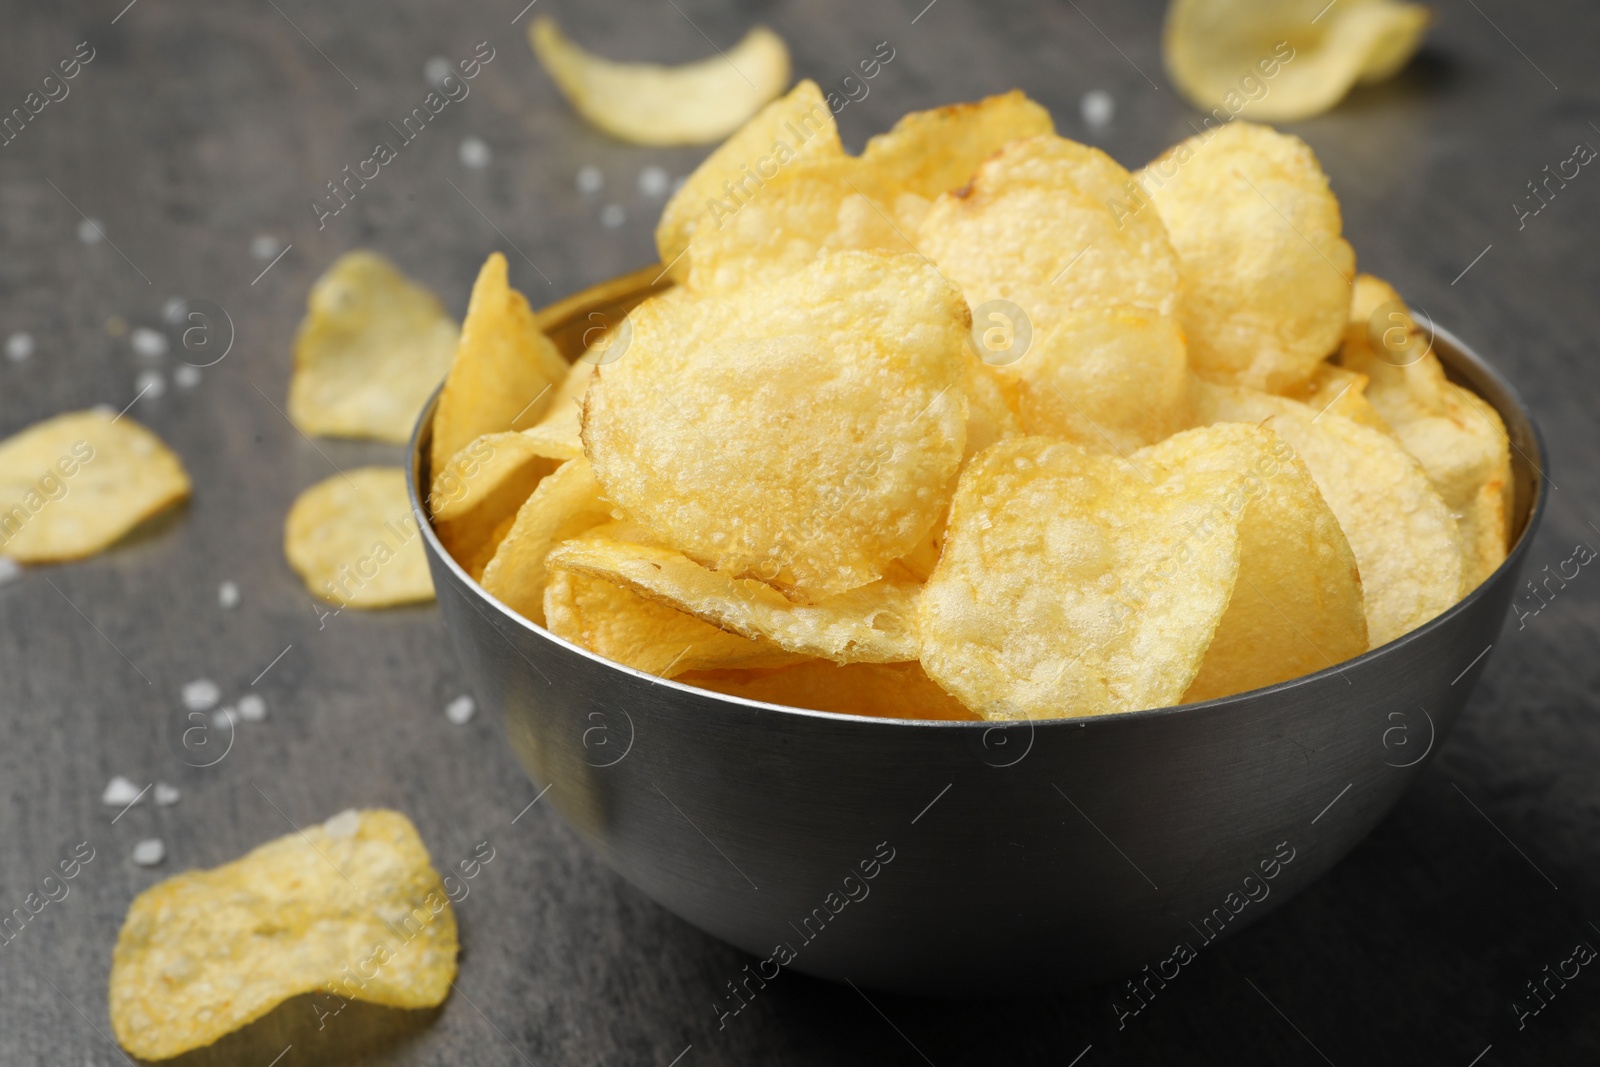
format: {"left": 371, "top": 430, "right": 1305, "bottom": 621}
{"left": 1192, "top": 380, "right": 1461, "bottom": 645}
{"left": 861, "top": 90, "right": 1055, "bottom": 199}
{"left": 480, "top": 457, "right": 614, "bottom": 625}
{"left": 1137, "top": 122, "right": 1354, "bottom": 392}
{"left": 582, "top": 251, "right": 968, "bottom": 600}
{"left": 431, "top": 432, "right": 555, "bottom": 581}
{"left": 547, "top": 531, "right": 920, "bottom": 663}
{"left": 961, "top": 357, "right": 1022, "bottom": 461}
{"left": 918, "top": 436, "right": 1244, "bottom": 719}
{"left": 530, "top": 18, "right": 790, "bottom": 147}
{"left": 110, "top": 809, "right": 457, "bottom": 1062}
{"left": 682, "top": 660, "right": 978, "bottom": 720}
{"left": 0, "top": 410, "right": 190, "bottom": 563}
{"left": 1339, "top": 274, "right": 1512, "bottom": 590}
{"left": 430, "top": 253, "right": 569, "bottom": 478}
{"left": 656, "top": 80, "right": 842, "bottom": 277}
{"left": 519, "top": 359, "right": 595, "bottom": 462}
{"left": 1279, "top": 361, "right": 1390, "bottom": 431}
{"left": 289, "top": 251, "right": 459, "bottom": 443}
{"left": 1164, "top": 0, "right": 1430, "bottom": 123}
{"left": 285, "top": 467, "right": 434, "bottom": 608}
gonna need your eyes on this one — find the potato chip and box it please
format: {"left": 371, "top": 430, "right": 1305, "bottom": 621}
{"left": 519, "top": 359, "right": 595, "bottom": 462}
{"left": 582, "top": 251, "right": 968, "bottom": 600}
{"left": 110, "top": 809, "right": 457, "bottom": 1061}
{"left": 0, "top": 410, "right": 190, "bottom": 562}
{"left": 1339, "top": 274, "right": 1512, "bottom": 589}
{"left": 1164, "top": 0, "right": 1430, "bottom": 122}
{"left": 1191, "top": 380, "right": 1461, "bottom": 645}
{"left": 1137, "top": 122, "right": 1354, "bottom": 392}
{"left": 682, "top": 660, "right": 978, "bottom": 720}
{"left": 861, "top": 90, "right": 1055, "bottom": 200}
{"left": 656, "top": 80, "right": 842, "bottom": 277}
{"left": 430, "top": 253, "right": 570, "bottom": 478}
{"left": 918, "top": 436, "right": 1244, "bottom": 719}
{"left": 1279, "top": 361, "right": 1389, "bottom": 431}
{"left": 961, "top": 357, "right": 1022, "bottom": 461}
{"left": 547, "top": 531, "right": 920, "bottom": 663}
{"left": 480, "top": 457, "right": 614, "bottom": 625}
{"left": 289, "top": 251, "right": 459, "bottom": 443}
{"left": 285, "top": 467, "right": 433, "bottom": 608}
{"left": 530, "top": 18, "right": 790, "bottom": 147}
{"left": 431, "top": 432, "right": 555, "bottom": 581}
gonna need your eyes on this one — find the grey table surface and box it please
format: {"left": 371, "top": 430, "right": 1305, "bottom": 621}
{"left": 1, "top": 0, "right": 1596, "bottom": 1064}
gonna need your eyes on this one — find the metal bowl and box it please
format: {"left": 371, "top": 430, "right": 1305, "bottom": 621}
{"left": 408, "top": 269, "right": 1547, "bottom": 997}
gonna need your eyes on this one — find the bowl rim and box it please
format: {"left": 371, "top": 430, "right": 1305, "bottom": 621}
{"left": 409, "top": 304, "right": 1548, "bottom": 731}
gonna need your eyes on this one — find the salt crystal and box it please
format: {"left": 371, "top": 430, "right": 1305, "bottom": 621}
{"left": 174, "top": 364, "right": 201, "bottom": 388}
{"left": 576, "top": 164, "right": 603, "bottom": 194}
{"left": 130, "top": 327, "right": 168, "bottom": 358}
{"left": 250, "top": 235, "right": 282, "bottom": 260}
{"left": 181, "top": 679, "right": 220, "bottom": 711}
{"left": 154, "top": 783, "right": 180, "bottom": 806}
{"left": 600, "top": 204, "right": 625, "bottom": 228}
{"left": 77, "top": 218, "right": 104, "bottom": 245}
{"left": 131, "top": 839, "right": 165, "bottom": 866}
{"left": 5, "top": 331, "right": 34, "bottom": 362}
{"left": 0, "top": 558, "right": 19, "bottom": 585}
{"left": 446, "top": 695, "right": 476, "bottom": 725}
{"left": 459, "top": 136, "right": 491, "bottom": 169}
{"left": 1080, "top": 89, "right": 1115, "bottom": 131}
{"left": 102, "top": 776, "right": 142, "bottom": 806}
{"left": 162, "top": 297, "right": 188, "bottom": 325}
{"left": 638, "top": 165, "right": 670, "bottom": 198}
{"left": 218, "top": 581, "right": 240, "bottom": 609}
{"left": 237, "top": 693, "right": 266, "bottom": 722}
{"left": 424, "top": 55, "right": 452, "bottom": 86}
{"left": 135, "top": 369, "right": 165, "bottom": 400}
{"left": 212, "top": 707, "right": 236, "bottom": 730}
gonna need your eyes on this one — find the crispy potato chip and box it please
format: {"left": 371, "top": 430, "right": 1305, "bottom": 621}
{"left": 431, "top": 253, "right": 569, "bottom": 478}
{"left": 547, "top": 531, "right": 920, "bottom": 663}
{"left": 656, "top": 80, "right": 842, "bottom": 277}
{"left": 861, "top": 91, "right": 1055, "bottom": 200}
{"left": 530, "top": 18, "right": 790, "bottom": 147}
{"left": 1165, "top": 0, "right": 1430, "bottom": 122}
{"left": 431, "top": 432, "right": 555, "bottom": 581}
{"left": 682, "top": 660, "right": 978, "bottom": 720}
{"left": 1192, "top": 380, "right": 1461, "bottom": 645}
{"left": 480, "top": 457, "right": 614, "bottom": 625}
{"left": 285, "top": 467, "right": 433, "bottom": 608}
{"left": 289, "top": 251, "right": 459, "bottom": 443}
{"left": 110, "top": 809, "right": 457, "bottom": 1061}
{"left": 919, "top": 436, "right": 1244, "bottom": 719}
{"left": 961, "top": 357, "right": 1022, "bottom": 461}
{"left": 1339, "top": 274, "right": 1512, "bottom": 589}
{"left": 582, "top": 251, "right": 968, "bottom": 600}
{"left": 0, "top": 410, "right": 190, "bottom": 562}
{"left": 519, "top": 359, "right": 595, "bottom": 462}
{"left": 1279, "top": 361, "right": 1389, "bottom": 431}
{"left": 1138, "top": 122, "right": 1354, "bottom": 392}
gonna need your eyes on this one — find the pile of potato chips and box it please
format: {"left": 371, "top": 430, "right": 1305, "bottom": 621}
{"left": 427, "top": 82, "right": 1512, "bottom": 721}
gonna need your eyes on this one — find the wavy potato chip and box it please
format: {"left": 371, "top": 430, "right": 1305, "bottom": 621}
{"left": 1165, "top": 0, "right": 1430, "bottom": 122}
{"left": 1138, "top": 122, "right": 1354, "bottom": 392}
{"left": 547, "top": 531, "right": 920, "bottom": 663}
{"left": 0, "top": 410, "right": 190, "bottom": 562}
{"left": 432, "top": 432, "right": 555, "bottom": 580}
{"left": 289, "top": 251, "right": 459, "bottom": 443}
{"left": 582, "top": 251, "right": 968, "bottom": 600}
{"left": 285, "top": 467, "right": 433, "bottom": 608}
{"left": 110, "top": 809, "right": 457, "bottom": 1062}
{"left": 530, "top": 18, "right": 790, "bottom": 146}
{"left": 862, "top": 90, "right": 1055, "bottom": 199}
{"left": 431, "top": 253, "right": 569, "bottom": 478}
{"left": 519, "top": 359, "right": 596, "bottom": 462}
{"left": 682, "top": 660, "right": 977, "bottom": 719}
{"left": 480, "top": 457, "right": 614, "bottom": 625}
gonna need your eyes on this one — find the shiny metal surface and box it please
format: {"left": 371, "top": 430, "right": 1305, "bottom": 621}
{"left": 408, "top": 281, "right": 1546, "bottom": 997}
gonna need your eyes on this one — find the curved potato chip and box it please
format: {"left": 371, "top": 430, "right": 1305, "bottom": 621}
{"left": 1192, "top": 380, "right": 1461, "bottom": 645}
{"left": 1339, "top": 274, "right": 1512, "bottom": 589}
{"left": 530, "top": 18, "right": 789, "bottom": 147}
{"left": 285, "top": 467, "right": 433, "bottom": 608}
{"left": 682, "top": 660, "right": 977, "bottom": 720}
{"left": 1138, "top": 122, "right": 1354, "bottom": 392}
{"left": 519, "top": 359, "right": 596, "bottom": 462}
{"left": 862, "top": 90, "right": 1055, "bottom": 200}
{"left": 0, "top": 410, "right": 189, "bottom": 562}
{"left": 110, "top": 809, "right": 457, "bottom": 1061}
{"left": 289, "top": 251, "right": 459, "bottom": 443}
{"left": 918, "top": 436, "right": 1243, "bottom": 720}
{"left": 431, "top": 432, "right": 555, "bottom": 580}
{"left": 547, "top": 532, "right": 920, "bottom": 663}
{"left": 1279, "top": 361, "right": 1389, "bottom": 431}
{"left": 480, "top": 457, "right": 614, "bottom": 625}
{"left": 1164, "top": 0, "right": 1430, "bottom": 123}
{"left": 656, "top": 80, "right": 842, "bottom": 277}
{"left": 430, "top": 253, "right": 569, "bottom": 478}
{"left": 582, "top": 251, "right": 968, "bottom": 600}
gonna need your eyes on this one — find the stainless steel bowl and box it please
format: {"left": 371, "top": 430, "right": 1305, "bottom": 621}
{"left": 408, "top": 271, "right": 1547, "bottom": 997}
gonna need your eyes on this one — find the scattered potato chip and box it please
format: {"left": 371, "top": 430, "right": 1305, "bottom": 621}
{"left": 285, "top": 467, "right": 434, "bottom": 608}
{"left": 110, "top": 809, "right": 457, "bottom": 1061}
{"left": 682, "top": 660, "right": 978, "bottom": 719}
{"left": 656, "top": 80, "right": 842, "bottom": 277}
{"left": 1339, "top": 274, "right": 1512, "bottom": 590}
{"left": 480, "top": 457, "right": 614, "bottom": 625}
{"left": 1192, "top": 380, "right": 1461, "bottom": 645}
{"left": 431, "top": 432, "right": 555, "bottom": 581}
{"left": 1164, "top": 0, "right": 1430, "bottom": 122}
{"left": 1279, "top": 361, "right": 1389, "bottom": 431}
{"left": 431, "top": 253, "right": 570, "bottom": 479}
{"left": 530, "top": 19, "right": 790, "bottom": 147}
{"left": 519, "top": 359, "right": 596, "bottom": 462}
{"left": 547, "top": 531, "right": 920, "bottom": 663}
{"left": 862, "top": 90, "right": 1056, "bottom": 200}
{"left": 289, "top": 251, "right": 459, "bottom": 443}
{"left": 1137, "top": 122, "right": 1354, "bottom": 392}
{"left": 582, "top": 251, "right": 968, "bottom": 601}
{"left": 0, "top": 410, "right": 190, "bottom": 562}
